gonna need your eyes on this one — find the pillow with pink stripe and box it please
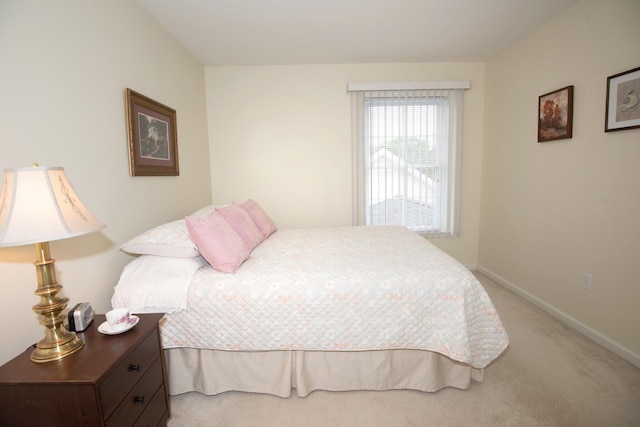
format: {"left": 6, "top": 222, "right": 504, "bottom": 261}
{"left": 216, "top": 204, "right": 265, "bottom": 252}
{"left": 185, "top": 211, "right": 249, "bottom": 273}
{"left": 239, "top": 199, "right": 277, "bottom": 238}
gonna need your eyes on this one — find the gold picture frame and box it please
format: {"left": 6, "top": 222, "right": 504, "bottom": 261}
{"left": 125, "top": 88, "right": 179, "bottom": 176}
{"left": 538, "top": 85, "right": 574, "bottom": 143}
{"left": 605, "top": 66, "right": 640, "bottom": 132}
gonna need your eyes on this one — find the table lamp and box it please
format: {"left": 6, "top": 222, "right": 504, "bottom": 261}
{"left": 0, "top": 164, "right": 105, "bottom": 363}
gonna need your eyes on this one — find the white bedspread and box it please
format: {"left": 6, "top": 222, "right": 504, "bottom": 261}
{"left": 142, "top": 226, "right": 509, "bottom": 369}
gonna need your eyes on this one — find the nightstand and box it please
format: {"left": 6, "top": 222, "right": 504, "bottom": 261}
{"left": 0, "top": 313, "right": 169, "bottom": 426}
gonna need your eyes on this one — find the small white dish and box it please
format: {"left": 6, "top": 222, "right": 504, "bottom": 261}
{"left": 98, "top": 315, "right": 139, "bottom": 335}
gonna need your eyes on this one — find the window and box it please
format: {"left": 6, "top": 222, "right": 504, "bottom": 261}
{"left": 349, "top": 82, "right": 468, "bottom": 237}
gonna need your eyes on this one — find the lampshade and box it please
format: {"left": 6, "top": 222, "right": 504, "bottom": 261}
{"left": 0, "top": 165, "right": 105, "bottom": 246}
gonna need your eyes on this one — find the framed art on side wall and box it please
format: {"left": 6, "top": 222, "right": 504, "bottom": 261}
{"left": 125, "top": 88, "right": 179, "bottom": 176}
{"left": 605, "top": 66, "right": 640, "bottom": 132}
{"left": 538, "top": 85, "right": 574, "bottom": 142}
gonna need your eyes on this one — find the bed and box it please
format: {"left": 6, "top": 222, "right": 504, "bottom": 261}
{"left": 112, "top": 202, "right": 509, "bottom": 397}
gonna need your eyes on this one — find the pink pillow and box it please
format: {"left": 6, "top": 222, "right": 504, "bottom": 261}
{"left": 185, "top": 211, "right": 249, "bottom": 273}
{"left": 239, "top": 199, "right": 277, "bottom": 238}
{"left": 216, "top": 205, "right": 264, "bottom": 252}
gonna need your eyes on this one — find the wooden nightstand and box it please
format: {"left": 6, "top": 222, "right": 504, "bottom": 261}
{"left": 0, "top": 313, "right": 169, "bottom": 426}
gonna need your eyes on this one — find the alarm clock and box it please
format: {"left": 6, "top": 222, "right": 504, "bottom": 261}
{"left": 67, "top": 302, "right": 94, "bottom": 332}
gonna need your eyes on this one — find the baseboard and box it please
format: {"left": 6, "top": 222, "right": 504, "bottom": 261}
{"left": 476, "top": 266, "right": 640, "bottom": 369}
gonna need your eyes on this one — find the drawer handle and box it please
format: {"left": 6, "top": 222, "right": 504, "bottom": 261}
{"left": 134, "top": 396, "right": 145, "bottom": 404}
{"left": 129, "top": 363, "right": 141, "bottom": 372}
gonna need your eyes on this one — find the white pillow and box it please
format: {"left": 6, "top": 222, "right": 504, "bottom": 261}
{"left": 111, "top": 255, "right": 206, "bottom": 313}
{"left": 189, "top": 203, "right": 227, "bottom": 217}
{"left": 120, "top": 204, "right": 226, "bottom": 258}
{"left": 120, "top": 219, "right": 199, "bottom": 258}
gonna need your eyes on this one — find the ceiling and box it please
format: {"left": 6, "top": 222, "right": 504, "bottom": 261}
{"left": 135, "top": 0, "right": 579, "bottom": 66}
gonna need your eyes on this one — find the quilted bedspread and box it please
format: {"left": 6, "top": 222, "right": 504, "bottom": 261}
{"left": 156, "top": 226, "right": 509, "bottom": 369}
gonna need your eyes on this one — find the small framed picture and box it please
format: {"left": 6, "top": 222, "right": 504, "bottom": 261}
{"left": 538, "top": 86, "right": 574, "bottom": 142}
{"left": 605, "top": 66, "right": 640, "bottom": 132}
{"left": 125, "top": 89, "right": 179, "bottom": 176}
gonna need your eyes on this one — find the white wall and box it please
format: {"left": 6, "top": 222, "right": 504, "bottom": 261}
{"left": 480, "top": 0, "right": 640, "bottom": 364}
{"left": 0, "top": 0, "right": 212, "bottom": 365}
{"left": 205, "top": 63, "right": 485, "bottom": 264}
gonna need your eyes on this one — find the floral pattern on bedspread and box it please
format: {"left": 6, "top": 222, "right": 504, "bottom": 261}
{"left": 158, "top": 226, "right": 509, "bottom": 369}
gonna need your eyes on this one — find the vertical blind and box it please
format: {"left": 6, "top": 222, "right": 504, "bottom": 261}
{"left": 349, "top": 81, "right": 469, "bottom": 237}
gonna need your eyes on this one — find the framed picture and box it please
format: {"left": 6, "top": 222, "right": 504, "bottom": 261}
{"left": 538, "top": 85, "right": 574, "bottom": 142}
{"left": 605, "top": 66, "right": 640, "bottom": 132}
{"left": 125, "top": 88, "right": 179, "bottom": 176}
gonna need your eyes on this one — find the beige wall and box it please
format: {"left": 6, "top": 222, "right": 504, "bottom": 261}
{"left": 205, "top": 63, "right": 485, "bottom": 264}
{"left": 480, "top": 0, "right": 640, "bottom": 364}
{"left": 1, "top": 0, "right": 637, "bottom": 370}
{"left": 0, "top": 0, "right": 212, "bottom": 365}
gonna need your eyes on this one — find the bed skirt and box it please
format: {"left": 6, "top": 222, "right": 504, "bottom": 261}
{"left": 164, "top": 348, "right": 484, "bottom": 397}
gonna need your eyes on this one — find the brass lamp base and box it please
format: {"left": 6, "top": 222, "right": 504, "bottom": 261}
{"left": 30, "top": 328, "right": 84, "bottom": 363}
{"left": 30, "top": 241, "right": 84, "bottom": 363}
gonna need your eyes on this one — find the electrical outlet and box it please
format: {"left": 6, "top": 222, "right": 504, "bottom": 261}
{"left": 582, "top": 272, "right": 592, "bottom": 290}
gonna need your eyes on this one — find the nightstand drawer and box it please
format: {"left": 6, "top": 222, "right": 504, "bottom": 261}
{"left": 135, "top": 383, "right": 169, "bottom": 427}
{"left": 105, "top": 357, "right": 164, "bottom": 427}
{"left": 99, "top": 330, "right": 161, "bottom": 419}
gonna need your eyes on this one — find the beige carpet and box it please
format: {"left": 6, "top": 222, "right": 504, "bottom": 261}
{"left": 166, "top": 273, "right": 640, "bottom": 426}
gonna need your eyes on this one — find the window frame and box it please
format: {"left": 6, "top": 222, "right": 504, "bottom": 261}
{"left": 351, "top": 86, "right": 465, "bottom": 237}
